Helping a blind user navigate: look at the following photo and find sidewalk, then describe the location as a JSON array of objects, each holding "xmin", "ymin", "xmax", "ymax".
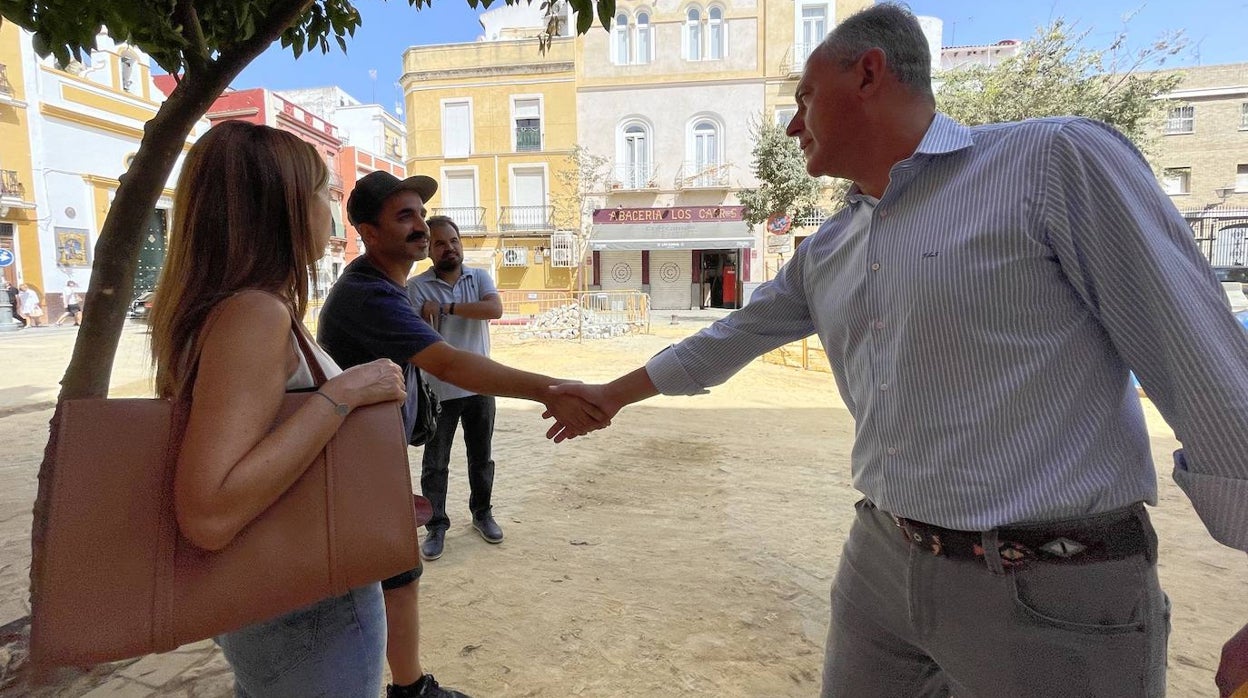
[{"xmin": 0, "ymin": 322, "xmax": 235, "ymax": 697}]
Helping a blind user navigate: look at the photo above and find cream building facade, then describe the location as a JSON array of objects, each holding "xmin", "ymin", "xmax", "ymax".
[{"xmin": 1, "ymin": 26, "xmax": 207, "ymax": 315}]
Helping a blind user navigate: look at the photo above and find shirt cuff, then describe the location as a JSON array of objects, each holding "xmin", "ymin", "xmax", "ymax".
[
  {"xmin": 645, "ymin": 347, "xmax": 710, "ymax": 396},
  {"xmin": 1172, "ymin": 450, "xmax": 1248, "ymax": 552}
]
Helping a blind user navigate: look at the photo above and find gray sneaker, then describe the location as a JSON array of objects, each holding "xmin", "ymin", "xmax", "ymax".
[{"xmin": 420, "ymin": 528, "xmax": 445, "ymax": 561}]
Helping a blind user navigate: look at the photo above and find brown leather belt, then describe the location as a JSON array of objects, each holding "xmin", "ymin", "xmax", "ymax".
[{"xmin": 890, "ymin": 505, "xmax": 1152, "ymax": 568}]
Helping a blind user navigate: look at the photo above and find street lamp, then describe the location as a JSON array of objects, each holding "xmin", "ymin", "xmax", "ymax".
[{"xmin": 1215, "ymin": 186, "xmax": 1236, "ymax": 203}]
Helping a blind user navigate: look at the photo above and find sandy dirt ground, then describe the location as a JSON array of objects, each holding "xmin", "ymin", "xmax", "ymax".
[{"xmin": 4, "ymin": 320, "xmax": 1247, "ymax": 696}]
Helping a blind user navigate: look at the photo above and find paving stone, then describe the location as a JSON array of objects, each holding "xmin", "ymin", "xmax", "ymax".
[
  {"xmin": 118, "ymin": 648, "xmax": 211, "ymax": 689},
  {"xmin": 79, "ymin": 677, "xmax": 155, "ymax": 698}
]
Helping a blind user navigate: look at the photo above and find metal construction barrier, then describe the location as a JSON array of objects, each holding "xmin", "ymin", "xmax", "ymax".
[
  {"xmin": 762, "ymin": 336, "xmax": 832, "ymax": 374},
  {"xmin": 492, "ymin": 289, "xmax": 651, "ymax": 339}
]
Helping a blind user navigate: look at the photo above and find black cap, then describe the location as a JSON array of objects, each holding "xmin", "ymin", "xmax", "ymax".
[{"xmin": 346, "ymin": 171, "xmax": 438, "ymax": 226}]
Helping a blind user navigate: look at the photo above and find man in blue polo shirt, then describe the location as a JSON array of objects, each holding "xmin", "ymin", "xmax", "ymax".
[
  {"xmin": 408, "ymin": 216, "xmax": 505, "ymax": 561},
  {"xmin": 319, "ymin": 171, "xmax": 604, "ymax": 698}
]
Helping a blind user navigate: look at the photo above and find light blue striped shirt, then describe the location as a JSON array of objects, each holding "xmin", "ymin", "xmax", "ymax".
[{"xmin": 647, "ymin": 113, "xmax": 1248, "ymax": 549}]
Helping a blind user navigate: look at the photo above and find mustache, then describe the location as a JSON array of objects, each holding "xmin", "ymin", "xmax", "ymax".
[{"xmin": 406, "ymin": 231, "xmax": 428, "ymax": 243}]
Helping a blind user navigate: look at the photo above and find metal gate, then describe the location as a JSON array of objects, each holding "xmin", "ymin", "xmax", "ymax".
[
  {"xmin": 599, "ymin": 250, "xmax": 642, "ymax": 292},
  {"xmin": 648, "ymin": 249, "xmax": 691, "ymax": 310}
]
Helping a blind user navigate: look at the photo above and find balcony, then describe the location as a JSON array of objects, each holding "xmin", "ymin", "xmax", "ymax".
[
  {"xmin": 609, "ymin": 163, "xmax": 659, "ymax": 191},
  {"xmin": 675, "ymin": 161, "xmax": 732, "ymax": 190},
  {"xmin": 515, "ymin": 126, "xmax": 542, "ymax": 152},
  {"xmin": 781, "ymin": 43, "xmax": 818, "ymax": 76},
  {"xmin": 1, "ymin": 170, "xmax": 25, "ymax": 200},
  {"xmin": 432, "ymin": 206, "xmax": 487, "ymax": 235},
  {"xmin": 795, "ymin": 208, "xmax": 828, "ymax": 228},
  {"xmin": 498, "ymin": 205, "xmax": 555, "ymax": 233}
]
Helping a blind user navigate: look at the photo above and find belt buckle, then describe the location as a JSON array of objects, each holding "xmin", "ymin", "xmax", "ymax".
[{"xmin": 892, "ymin": 516, "xmax": 944, "ymax": 556}]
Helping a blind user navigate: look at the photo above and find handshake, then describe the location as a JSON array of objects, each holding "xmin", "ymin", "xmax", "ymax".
[{"xmin": 538, "ymin": 367, "xmax": 657, "ymax": 443}]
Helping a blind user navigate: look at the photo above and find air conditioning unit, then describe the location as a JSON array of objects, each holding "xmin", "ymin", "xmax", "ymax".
[{"xmin": 502, "ymin": 247, "xmax": 528, "ymax": 267}]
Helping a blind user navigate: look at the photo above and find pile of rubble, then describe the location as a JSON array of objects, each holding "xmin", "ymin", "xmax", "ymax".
[{"xmin": 516, "ymin": 302, "xmax": 645, "ymax": 340}]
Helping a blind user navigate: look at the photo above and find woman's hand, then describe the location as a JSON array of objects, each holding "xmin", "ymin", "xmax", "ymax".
[{"xmin": 320, "ymin": 359, "xmax": 405, "ymax": 411}]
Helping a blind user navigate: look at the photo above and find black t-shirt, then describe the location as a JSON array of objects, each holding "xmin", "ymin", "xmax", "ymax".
[{"xmin": 317, "ymin": 256, "xmax": 442, "ymax": 437}]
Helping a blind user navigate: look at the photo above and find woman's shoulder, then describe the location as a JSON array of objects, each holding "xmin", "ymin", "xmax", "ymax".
[{"xmin": 203, "ymin": 290, "xmax": 292, "ymax": 343}]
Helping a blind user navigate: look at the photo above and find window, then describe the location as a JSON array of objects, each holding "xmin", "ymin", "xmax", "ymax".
[
  {"xmin": 442, "ymin": 100, "xmax": 472, "ymax": 158},
  {"xmin": 611, "ymin": 12, "xmax": 652, "ymax": 65},
  {"xmin": 692, "ymin": 120, "xmax": 719, "ymax": 172},
  {"xmin": 636, "ymin": 13, "xmax": 652, "ymax": 64},
  {"xmin": 1241, "ymin": 103, "xmax": 1248, "ymax": 130},
  {"xmin": 1237, "ymin": 165, "xmax": 1248, "ymax": 193},
  {"xmin": 1164, "ymin": 105, "xmax": 1194, "ymax": 135},
  {"xmin": 683, "ymin": 5, "xmax": 727, "ymax": 61},
  {"xmin": 708, "ymin": 7, "xmax": 724, "ymax": 60},
  {"xmin": 613, "ymin": 13, "xmax": 631, "ymax": 64},
  {"xmin": 513, "ymin": 97, "xmax": 542, "ymax": 152},
  {"xmin": 685, "ymin": 8, "xmax": 702, "ymax": 61},
  {"xmin": 1162, "ymin": 167, "xmax": 1191, "ymax": 195},
  {"xmin": 775, "ymin": 106, "xmax": 797, "ymax": 129},
  {"xmin": 618, "ymin": 121, "xmax": 653, "ymax": 188},
  {"xmin": 799, "ymin": 4, "xmax": 828, "ymax": 65}
]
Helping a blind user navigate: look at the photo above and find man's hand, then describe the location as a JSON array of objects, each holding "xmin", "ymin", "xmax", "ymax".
[
  {"xmin": 1217, "ymin": 622, "xmax": 1248, "ymax": 696},
  {"xmin": 542, "ymin": 383, "xmax": 622, "ymax": 443},
  {"xmin": 419, "ymin": 300, "xmax": 441, "ymax": 328}
]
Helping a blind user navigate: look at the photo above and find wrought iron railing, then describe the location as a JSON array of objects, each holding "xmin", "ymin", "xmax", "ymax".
[
  {"xmin": 675, "ymin": 161, "xmax": 731, "ymax": 189},
  {"xmin": 498, "ymin": 205, "xmax": 555, "ymax": 233},
  {"xmin": 780, "ymin": 43, "xmax": 818, "ymax": 75},
  {"xmin": 795, "ymin": 209, "xmax": 828, "ymax": 228},
  {"xmin": 432, "ymin": 206, "xmax": 487, "ymax": 234},
  {"xmin": 515, "ymin": 126, "xmax": 542, "ymax": 152},
  {"xmin": 610, "ymin": 163, "xmax": 659, "ymax": 190},
  {"xmin": 0, "ymin": 170, "xmax": 24, "ymax": 199}
]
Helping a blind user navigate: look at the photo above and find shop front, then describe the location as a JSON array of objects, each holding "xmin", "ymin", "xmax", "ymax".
[{"xmin": 589, "ymin": 205, "xmax": 754, "ymax": 310}]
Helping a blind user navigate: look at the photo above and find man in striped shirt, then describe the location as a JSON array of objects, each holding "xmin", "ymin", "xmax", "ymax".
[{"xmin": 547, "ymin": 3, "xmax": 1248, "ymax": 696}]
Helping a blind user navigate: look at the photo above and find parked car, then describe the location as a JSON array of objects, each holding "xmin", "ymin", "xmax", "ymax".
[{"xmin": 128, "ymin": 290, "xmax": 155, "ymax": 321}]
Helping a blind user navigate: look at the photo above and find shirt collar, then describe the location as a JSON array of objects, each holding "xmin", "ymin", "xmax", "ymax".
[{"xmin": 842, "ymin": 113, "xmax": 973, "ymax": 205}]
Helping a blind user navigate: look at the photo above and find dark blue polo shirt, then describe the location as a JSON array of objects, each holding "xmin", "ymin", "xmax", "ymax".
[{"xmin": 317, "ymin": 256, "xmax": 443, "ymax": 437}]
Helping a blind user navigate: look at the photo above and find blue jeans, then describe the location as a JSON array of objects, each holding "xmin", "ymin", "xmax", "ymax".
[
  {"xmin": 216, "ymin": 583, "xmax": 385, "ymax": 697},
  {"xmin": 421, "ymin": 394, "xmax": 496, "ymax": 531}
]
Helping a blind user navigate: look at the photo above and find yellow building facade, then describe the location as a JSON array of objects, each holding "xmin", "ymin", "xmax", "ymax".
[
  {"xmin": 402, "ymin": 17, "xmax": 580, "ymax": 292},
  {"xmin": 0, "ymin": 21, "xmax": 38, "ymax": 292}
]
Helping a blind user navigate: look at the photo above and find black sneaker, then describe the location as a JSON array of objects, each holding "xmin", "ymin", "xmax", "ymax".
[
  {"xmin": 421, "ymin": 528, "xmax": 445, "ymax": 561},
  {"xmin": 387, "ymin": 673, "xmax": 472, "ymax": 698},
  {"xmin": 472, "ymin": 515, "xmax": 504, "ymax": 543}
]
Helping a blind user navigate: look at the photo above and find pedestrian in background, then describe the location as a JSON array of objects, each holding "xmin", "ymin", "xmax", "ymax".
[
  {"xmin": 55, "ymin": 279, "xmax": 82, "ymax": 326},
  {"xmin": 18, "ymin": 283, "xmax": 43, "ymax": 327},
  {"xmin": 408, "ymin": 215, "xmax": 506, "ymax": 560}
]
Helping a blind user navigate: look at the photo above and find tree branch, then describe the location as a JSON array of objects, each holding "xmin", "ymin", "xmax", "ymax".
[{"xmin": 175, "ymin": 0, "xmax": 210, "ymax": 76}]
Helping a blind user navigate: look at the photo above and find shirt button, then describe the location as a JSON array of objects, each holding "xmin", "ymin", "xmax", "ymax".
[
  {"xmin": 873, "ymin": 320, "xmax": 885, "ymax": 330},
  {"xmin": 870, "ymin": 262, "xmax": 881, "ymax": 271},
  {"xmin": 886, "ymin": 447, "xmax": 898, "ymax": 456},
  {"xmin": 879, "ymin": 383, "xmax": 889, "ymax": 391},
  {"xmin": 879, "ymin": 210, "xmax": 888, "ymax": 219}
]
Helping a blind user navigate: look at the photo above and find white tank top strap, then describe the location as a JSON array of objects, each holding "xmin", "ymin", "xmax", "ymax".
[{"xmin": 286, "ymin": 329, "xmax": 343, "ymax": 391}]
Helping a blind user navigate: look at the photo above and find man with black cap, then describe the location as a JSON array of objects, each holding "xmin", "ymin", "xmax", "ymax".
[{"xmin": 318, "ymin": 170, "xmax": 606, "ymax": 698}]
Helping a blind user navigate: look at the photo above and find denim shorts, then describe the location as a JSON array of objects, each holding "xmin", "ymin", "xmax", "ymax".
[{"xmin": 216, "ymin": 583, "xmax": 385, "ymax": 697}]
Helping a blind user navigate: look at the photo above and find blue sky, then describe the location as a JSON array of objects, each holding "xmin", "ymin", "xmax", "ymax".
[{"xmin": 232, "ymin": 0, "xmax": 1248, "ymax": 110}]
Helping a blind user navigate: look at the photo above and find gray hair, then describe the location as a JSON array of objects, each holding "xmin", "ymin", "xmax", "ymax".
[{"xmin": 815, "ymin": 3, "xmax": 933, "ymax": 100}]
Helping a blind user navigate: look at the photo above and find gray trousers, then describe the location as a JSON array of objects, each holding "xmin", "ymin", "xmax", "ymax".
[{"xmin": 822, "ymin": 499, "xmax": 1170, "ymax": 697}]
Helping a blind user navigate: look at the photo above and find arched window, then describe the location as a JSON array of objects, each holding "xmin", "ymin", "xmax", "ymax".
[
  {"xmin": 692, "ymin": 120, "xmax": 719, "ymax": 172},
  {"xmin": 708, "ymin": 7, "xmax": 724, "ymax": 59},
  {"xmin": 636, "ymin": 12, "xmax": 652, "ymax": 64},
  {"xmin": 685, "ymin": 8, "xmax": 702, "ymax": 61},
  {"xmin": 619, "ymin": 122, "xmax": 652, "ymax": 188},
  {"xmin": 613, "ymin": 13, "xmax": 631, "ymax": 65}
]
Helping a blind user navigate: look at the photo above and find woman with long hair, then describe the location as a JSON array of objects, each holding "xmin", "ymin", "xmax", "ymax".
[{"xmin": 149, "ymin": 120, "xmax": 406, "ymax": 696}]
